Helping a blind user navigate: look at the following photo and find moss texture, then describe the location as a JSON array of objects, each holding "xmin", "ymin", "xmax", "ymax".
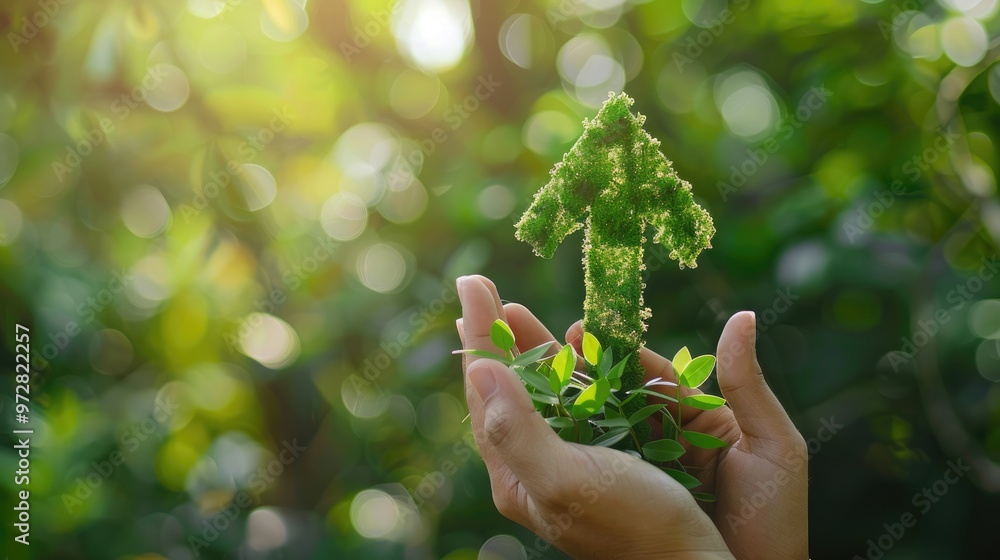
[{"xmin": 515, "ymin": 92, "xmax": 715, "ymax": 443}]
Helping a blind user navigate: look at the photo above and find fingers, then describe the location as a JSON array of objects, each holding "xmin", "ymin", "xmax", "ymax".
[
  {"xmin": 504, "ymin": 303, "xmax": 559, "ymax": 354},
  {"xmin": 466, "ymin": 358, "xmax": 565, "ymax": 491},
  {"xmin": 458, "ymin": 275, "xmax": 507, "ymax": 370},
  {"xmin": 716, "ymin": 311, "xmax": 800, "ymax": 445},
  {"xmin": 457, "ymin": 276, "xmax": 565, "ymax": 497}
]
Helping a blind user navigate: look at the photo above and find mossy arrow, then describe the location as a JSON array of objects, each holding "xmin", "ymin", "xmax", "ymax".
[{"xmin": 515, "ymin": 92, "xmax": 714, "ymax": 443}]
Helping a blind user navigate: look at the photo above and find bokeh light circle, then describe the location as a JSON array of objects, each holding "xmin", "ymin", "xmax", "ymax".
[
  {"xmin": 321, "ymin": 192, "xmax": 368, "ymax": 240},
  {"xmin": 969, "ymin": 300, "xmax": 1000, "ymax": 339},
  {"xmin": 144, "ymin": 64, "xmax": 191, "ymax": 112},
  {"xmin": 0, "ymin": 132, "xmax": 19, "ymax": 187},
  {"xmin": 357, "ymin": 243, "xmax": 409, "ymax": 293},
  {"xmin": 393, "ymin": 0, "xmax": 474, "ymax": 73},
  {"xmin": 247, "ymin": 508, "xmax": 288, "ymax": 551},
  {"xmin": 187, "ymin": 0, "xmax": 226, "ymax": 18},
  {"xmin": 238, "ymin": 164, "xmax": 278, "ymax": 211},
  {"xmin": 89, "ymin": 329, "xmax": 134, "ymax": 376},
  {"xmin": 477, "ymin": 184, "xmax": 516, "ymax": 220},
  {"xmin": 121, "ymin": 185, "xmax": 172, "ymax": 238},
  {"xmin": 389, "ymin": 69, "xmax": 443, "ymax": 119},
  {"xmin": 351, "ymin": 489, "xmax": 399, "ymax": 539},
  {"xmin": 715, "ymin": 70, "xmax": 779, "ymax": 139},
  {"xmin": 0, "ymin": 199, "xmax": 23, "ymax": 245},
  {"xmin": 237, "ymin": 313, "xmax": 301, "ymax": 369},
  {"xmin": 260, "ymin": 0, "xmax": 310, "ymax": 42},
  {"xmin": 378, "ymin": 177, "xmax": 428, "ymax": 224},
  {"xmin": 940, "ymin": 16, "xmax": 988, "ymax": 67},
  {"xmin": 479, "ymin": 535, "xmax": 527, "ymax": 560},
  {"xmin": 498, "ymin": 13, "xmax": 553, "ymax": 69}
]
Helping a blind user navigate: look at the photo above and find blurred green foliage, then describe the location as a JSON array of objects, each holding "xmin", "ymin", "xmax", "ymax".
[{"xmin": 1, "ymin": 0, "xmax": 999, "ymax": 558}]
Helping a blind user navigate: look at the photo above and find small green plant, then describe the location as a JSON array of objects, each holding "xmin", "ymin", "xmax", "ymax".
[{"xmin": 457, "ymin": 318, "xmax": 728, "ymax": 501}]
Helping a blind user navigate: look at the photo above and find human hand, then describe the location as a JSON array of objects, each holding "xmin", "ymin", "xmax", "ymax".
[
  {"xmin": 563, "ymin": 309, "xmax": 809, "ymax": 559},
  {"xmin": 457, "ymin": 275, "xmax": 735, "ymax": 560}
]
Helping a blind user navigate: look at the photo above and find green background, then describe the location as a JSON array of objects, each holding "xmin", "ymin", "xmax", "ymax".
[{"xmin": 1, "ymin": 0, "xmax": 999, "ymax": 558}]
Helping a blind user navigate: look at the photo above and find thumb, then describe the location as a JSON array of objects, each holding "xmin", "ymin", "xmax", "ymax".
[
  {"xmin": 467, "ymin": 359, "xmax": 565, "ymax": 487},
  {"xmin": 716, "ymin": 311, "xmax": 799, "ymax": 444}
]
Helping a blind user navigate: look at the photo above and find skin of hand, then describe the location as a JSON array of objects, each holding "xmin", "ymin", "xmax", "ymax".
[
  {"xmin": 457, "ymin": 275, "xmax": 733, "ymax": 560},
  {"xmin": 456, "ymin": 275, "xmax": 808, "ymax": 560}
]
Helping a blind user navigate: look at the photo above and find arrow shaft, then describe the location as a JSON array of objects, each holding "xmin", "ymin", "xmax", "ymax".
[{"xmin": 582, "ymin": 214, "xmax": 650, "ymax": 443}]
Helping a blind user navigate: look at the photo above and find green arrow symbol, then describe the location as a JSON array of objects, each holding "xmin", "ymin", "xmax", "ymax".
[{"xmin": 515, "ymin": 92, "xmax": 714, "ymax": 443}]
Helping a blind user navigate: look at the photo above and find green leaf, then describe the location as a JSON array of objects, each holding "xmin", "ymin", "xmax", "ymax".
[
  {"xmin": 545, "ymin": 417, "xmax": 575, "ymax": 429},
  {"xmin": 672, "ymin": 346, "xmax": 692, "ymax": 376},
  {"xmin": 583, "ymin": 332, "xmax": 601, "ymax": 366},
  {"xmin": 572, "ymin": 377, "xmax": 610, "ymax": 419},
  {"xmin": 529, "ymin": 392, "xmax": 559, "ymax": 405},
  {"xmin": 576, "ymin": 420, "xmax": 593, "ymax": 444},
  {"xmin": 641, "ymin": 438, "xmax": 685, "ymax": 462},
  {"xmin": 511, "ymin": 342, "xmax": 555, "ymax": 367},
  {"xmin": 679, "ymin": 355, "xmax": 716, "ymax": 389},
  {"xmin": 628, "ymin": 404, "xmax": 667, "ymax": 426},
  {"xmin": 606, "ymin": 354, "xmax": 630, "ymax": 380},
  {"xmin": 620, "ymin": 388, "xmax": 678, "ymax": 409},
  {"xmin": 452, "ymin": 349, "xmax": 511, "ymax": 364},
  {"xmin": 551, "ymin": 344, "xmax": 575, "ymax": 387},
  {"xmin": 682, "ymin": 430, "xmax": 728, "ymax": 449},
  {"xmin": 592, "ymin": 427, "xmax": 630, "ymax": 447},
  {"xmin": 593, "ymin": 417, "xmax": 631, "ymax": 429},
  {"xmin": 490, "ymin": 319, "xmax": 516, "ymax": 352},
  {"xmin": 514, "ymin": 365, "xmax": 555, "ymax": 396},
  {"xmin": 598, "ymin": 347, "xmax": 613, "ymax": 376},
  {"xmin": 663, "ymin": 468, "xmax": 702, "ymax": 489},
  {"xmin": 679, "ymin": 394, "xmax": 726, "ymax": 410},
  {"xmin": 548, "ymin": 370, "xmax": 562, "ymax": 394},
  {"xmin": 557, "ymin": 426, "xmax": 575, "ymax": 442},
  {"xmin": 691, "ymin": 492, "xmax": 717, "ymax": 503}
]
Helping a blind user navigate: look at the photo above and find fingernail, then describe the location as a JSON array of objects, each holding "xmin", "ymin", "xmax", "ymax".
[{"xmin": 468, "ymin": 362, "xmax": 499, "ymax": 401}]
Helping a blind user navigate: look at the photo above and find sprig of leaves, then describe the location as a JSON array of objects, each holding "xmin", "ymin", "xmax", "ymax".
[{"xmin": 455, "ymin": 319, "xmax": 729, "ymax": 501}]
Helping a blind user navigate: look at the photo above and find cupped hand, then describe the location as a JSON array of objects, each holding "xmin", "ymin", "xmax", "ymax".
[
  {"xmin": 564, "ymin": 309, "xmax": 809, "ymax": 560},
  {"xmin": 457, "ymin": 275, "xmax": 734, "ymax": 560}
]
